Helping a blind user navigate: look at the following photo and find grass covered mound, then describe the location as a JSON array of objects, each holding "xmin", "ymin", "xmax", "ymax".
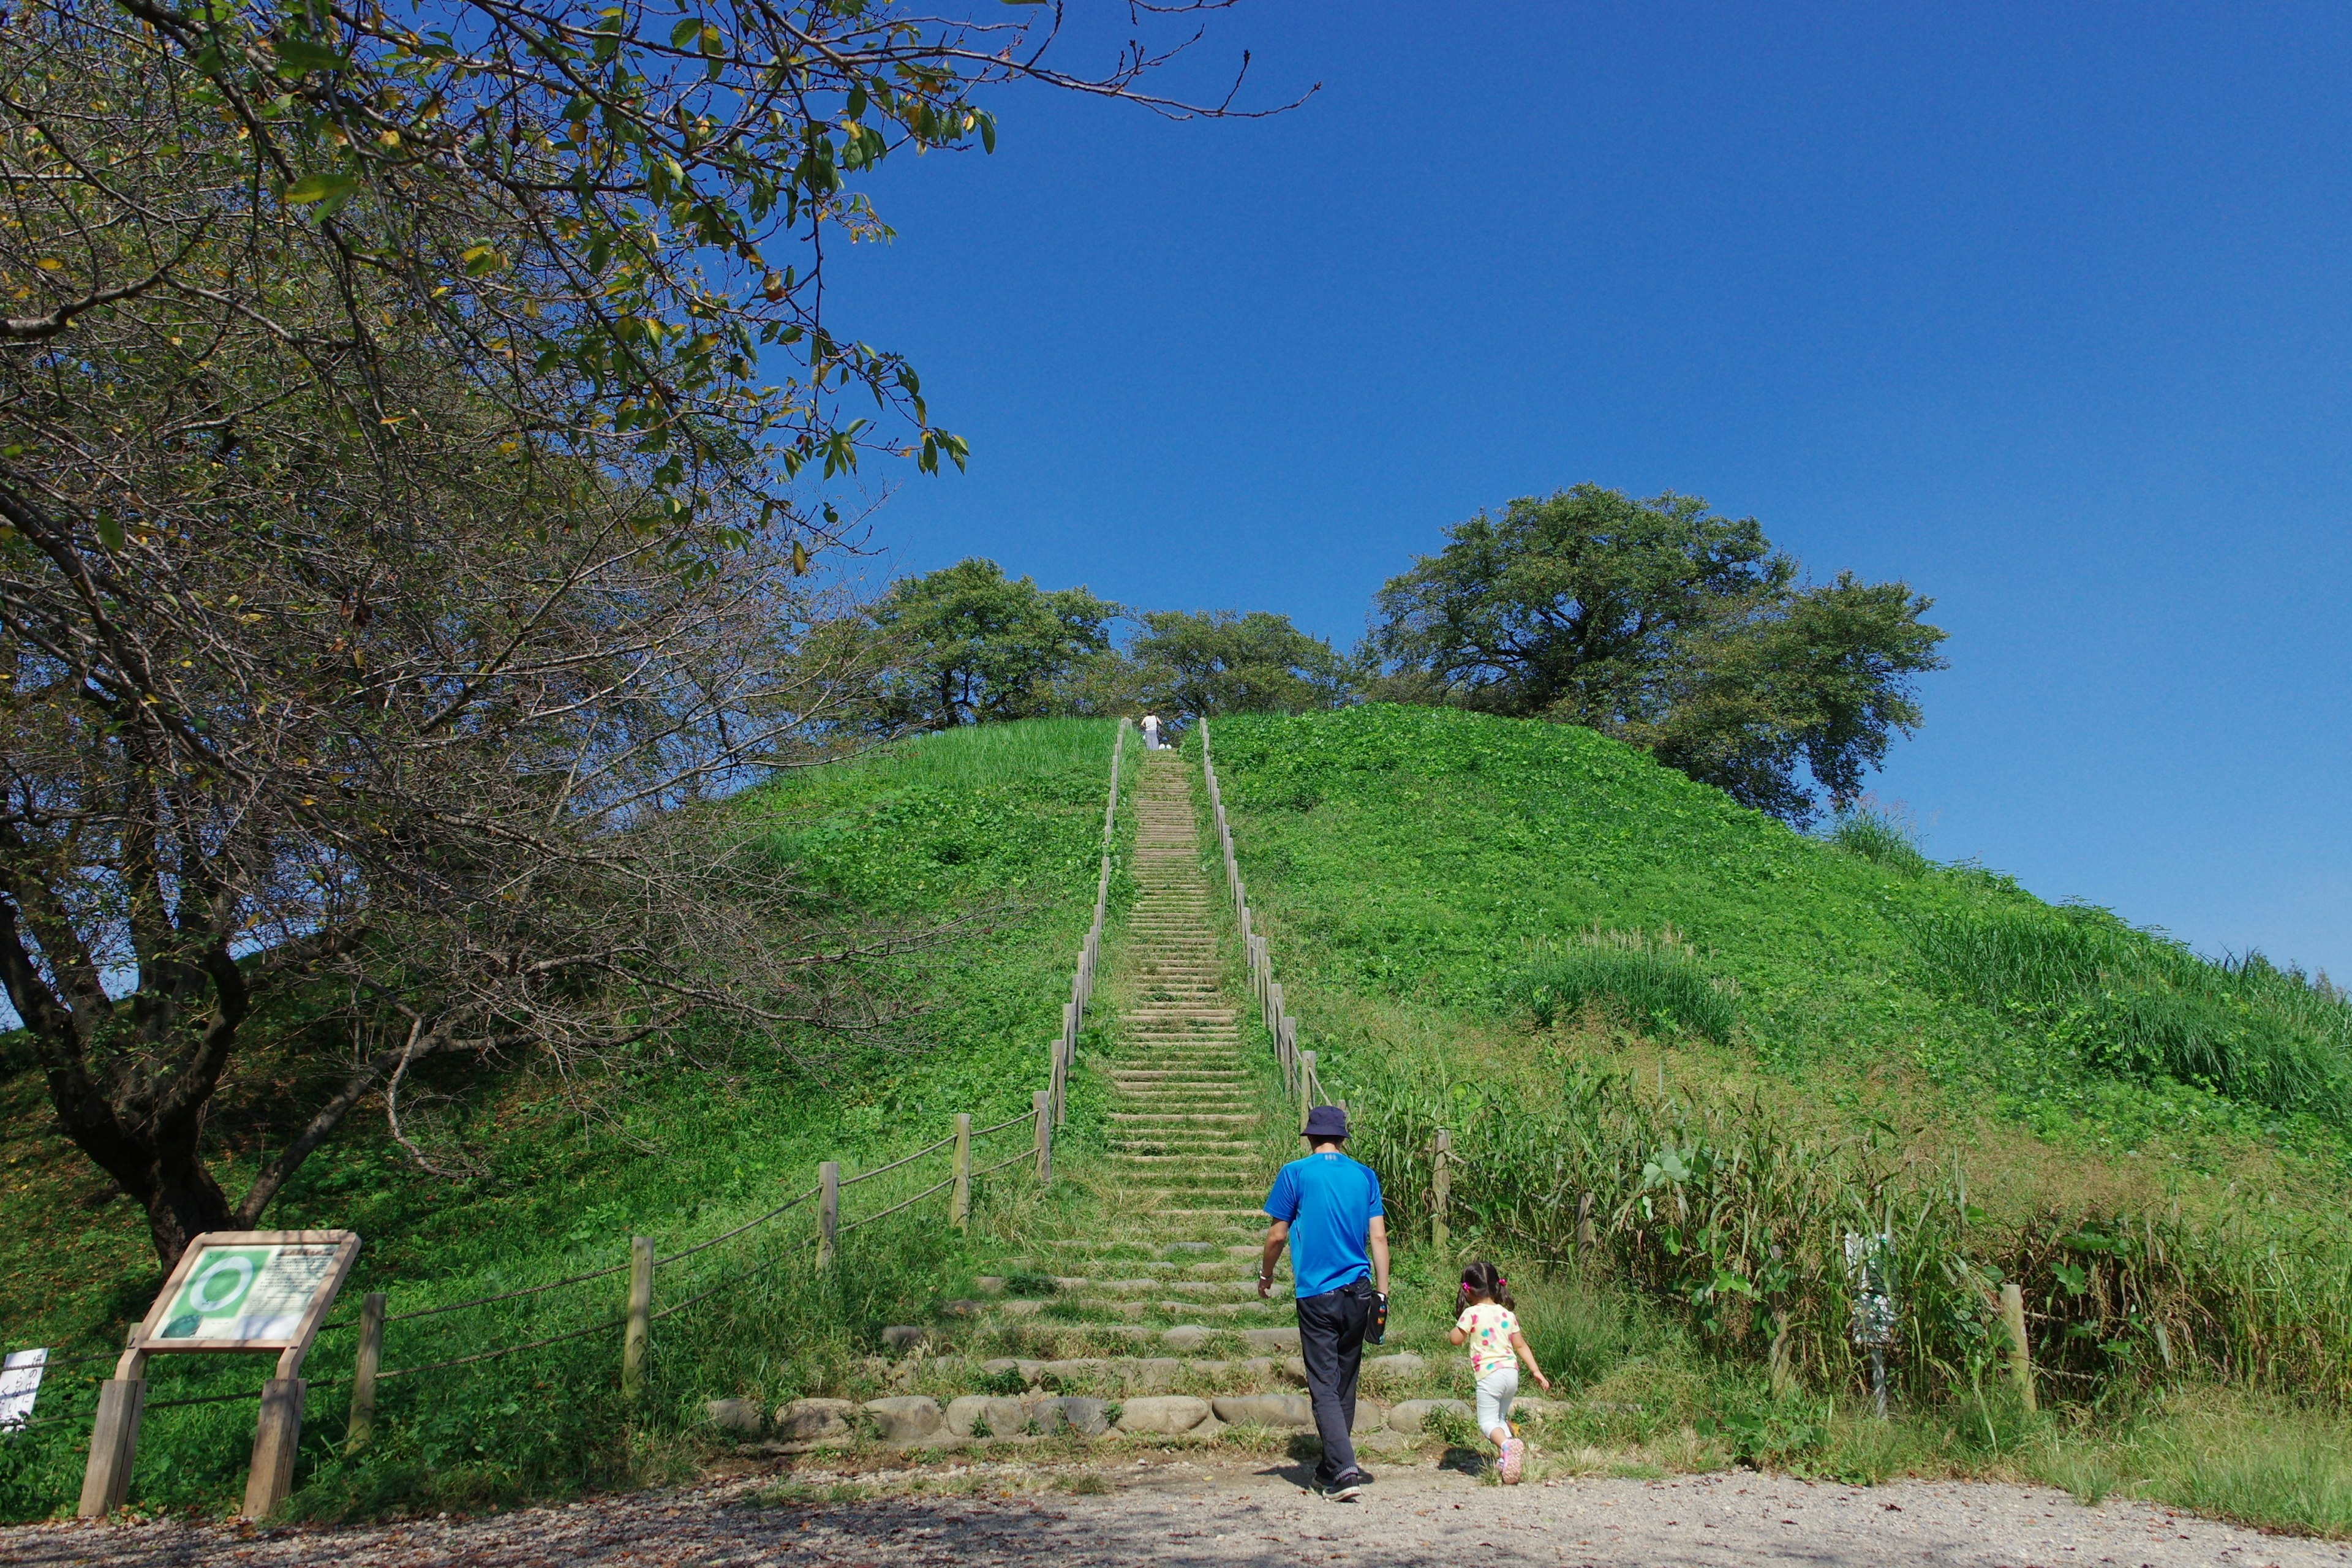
[
  {"xmin": 0, "ymin": 718, "xmax": 1128, "ymax": 1521},
  {"xmin": 1202, "ymin": 705, "xmax": 2352, "ymax": 1407},
  {"xmin": 1205, "ymin": 703, "xmax": 2352, "ymax": 1161}
]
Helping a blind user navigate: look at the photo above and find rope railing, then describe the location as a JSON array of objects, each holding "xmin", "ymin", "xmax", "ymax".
[
  {"xmin": 972, "ymin": 1146, "xmax": 1034, "ymax": 1179},
  {"xmin": 9, "ymin": 720, "xmax": 1136, "ymax": 1474},
  {"xmin": 1199, "ymin": 718, "xmax": 1330, "ymax": 1130},
  {"xmin": 835, "ymin": 1134, "xmax": 957, "ymax": 1189}
]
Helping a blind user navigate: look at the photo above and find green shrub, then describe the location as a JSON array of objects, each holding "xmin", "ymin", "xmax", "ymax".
[
  {"xmin": 1514, "ymin": 929, "xmax": 1739, "ymax": 1046},
  {"xmin": 1825, "ymin": 804, "xmax": 1933, "ymax": 877}
]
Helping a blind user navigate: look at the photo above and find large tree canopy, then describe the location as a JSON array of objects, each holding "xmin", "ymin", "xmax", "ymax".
[
  {"xmin": 1125, "ymin": 609, "xmax": 1352, "ymax": 720},
  {"xmin": 0, "ymin": 0, "xmax": 1280, "ymax": 1263},
  {"xmin": 1370, "ymin": 484, "xmax": 1947, "ymax": 823},
  {"xmin": 873, "ymin": 558, "xmax": 1118, "ymax": 728}
]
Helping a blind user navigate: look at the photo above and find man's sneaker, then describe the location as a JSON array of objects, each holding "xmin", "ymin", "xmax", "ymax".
[
  {"xmin": 1321, "ymin": 1470, "xmax": 1370, "ymax": 1501},
  {"xmin": 1498, "ymin": 1438, "xmax": 1525, "ymax": 1485}
]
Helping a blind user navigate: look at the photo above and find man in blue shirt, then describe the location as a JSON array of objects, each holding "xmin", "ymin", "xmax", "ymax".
[{"xmin": 1258, "ymin": 1104, "xmax": 1389, "ymax": 1500}]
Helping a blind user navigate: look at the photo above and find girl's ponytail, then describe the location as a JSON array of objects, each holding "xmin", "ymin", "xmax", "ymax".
[{"xmin": 1459, "ymin": 1259, "xmax": 1514, "ymax": 1311}]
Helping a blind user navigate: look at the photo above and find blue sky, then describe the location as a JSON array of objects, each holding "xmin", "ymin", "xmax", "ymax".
[{"xmin": 818, "ymin": 1, "xmax": 2352, "ymax": 981}]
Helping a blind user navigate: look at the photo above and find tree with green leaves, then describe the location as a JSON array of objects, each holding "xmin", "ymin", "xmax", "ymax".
[
  {"xmin": 1126, "ymin": 609, "xmax": 1352, "ymax": 720},
  {"xmin": 0, "ymin": 0, "xmax": 1286, "ymax": 1263},
  {"xmin": 1370, "ymin": 485, "xmax": 1946, "ymax": 823},
  {"xmin": 873, "ymin": 559, "xmax": 1118, "ymax": 728}
]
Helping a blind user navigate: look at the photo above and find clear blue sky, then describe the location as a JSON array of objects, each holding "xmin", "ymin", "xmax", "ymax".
[{"xmin": 821, "ymin": 1, "xmax": 2352, "ymax": 982}]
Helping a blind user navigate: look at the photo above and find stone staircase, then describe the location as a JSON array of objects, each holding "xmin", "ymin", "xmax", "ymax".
[
  {"xmin": 954, "ymin": 750, "xmax": 1306, "ymax": 1412},
  {"xmin": 770, "ymin": 745, "xmax": 1461, "ymax": 1452}
]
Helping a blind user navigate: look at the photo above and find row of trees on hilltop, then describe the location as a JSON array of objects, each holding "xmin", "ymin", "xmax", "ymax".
[
  {"xmin": 873, "ymin": 486, "xmax": 1945, "ymax": 828},
  {"xmin": 859, "ymin": 559, "xmax": 1349, "ymax": 729}
]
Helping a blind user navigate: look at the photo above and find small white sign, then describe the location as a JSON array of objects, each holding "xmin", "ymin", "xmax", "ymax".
[{"xmin": 0, "ymin": 1348, "xmax": 47, "ymax": 1431}]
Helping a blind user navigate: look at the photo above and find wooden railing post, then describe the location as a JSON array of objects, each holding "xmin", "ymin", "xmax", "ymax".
[
  {"xmin": 951, "ymin": 1114, "xmax": 973, "ymax": 1231},
  {"xmin": 1033, "ymin": 1090, "xmax": 1053, "ymax": 1185},
  {"xmin": 243, "ymin": 1365, "xmax": 306, "ymax": 1518},
  {"xmin": 345, "ymin": 1291, "xmax": 386, "ymax": 1450},
  {"xmin": 1432, "ymin": 1128, "xmax": 1452, "ymax": 1255},
  {"xmin": 1298, "ymin": 1050, "xmax": 1316, "ymax": 1130},
  {"xmin": 77, "ymin": 1337, "xmax": 148, "ymax": 1519},
  {"xmin": 2001, "ymin": 1281, "xmax": 2036, "ymax": 1412},
  {"xmin": 1056, "ymin": 1003, "xmax": 1077, "ymax": 1126},
  {"xmin": 622, "ymin": 1235, "xmax": 654, "ymax": 1401},
  {"xmin": 817, "ymin": 1163, "xmax": 840, "ymax": 1272},
  {"xmin": 1576, "ymin": 1190, "xmax": 1596, "ymax": 1254}
]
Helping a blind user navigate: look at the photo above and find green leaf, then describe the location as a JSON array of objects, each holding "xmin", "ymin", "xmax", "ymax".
[
  {"xmin": 668, "ymin": 15, "xmax": 702, "ymax": 47},
  {"xmin": 94, "ymin": 513, "xmax": 124, "ymax": 551},
  {"xmin": 272, "ymin": 37, "xmax": 350, "ymax": 74},
  {"xmin": 284, "ymin": 171, "xmax": 360, "ymax": 205}
]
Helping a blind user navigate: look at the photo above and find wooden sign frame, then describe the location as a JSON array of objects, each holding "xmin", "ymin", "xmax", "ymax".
[
  {"xmin": 81, "ymin": 1229, "xmax": 360, "ymax": 1523},
  {"xmin": 130, "ymin": 1229, "xmax": 360, "ymax": 1363}
]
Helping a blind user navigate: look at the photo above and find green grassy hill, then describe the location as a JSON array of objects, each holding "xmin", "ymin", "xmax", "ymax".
[
  {"xmin": 1201, "ymin": 704, "xmax": 2352, "ymax": 1526},
  {"xmin": 7, "ymin": 706, "xmax": 2350, "ymax": 1532},
  {"xmin": 0, "ymin": 718, "xmax": 1132, "ymax": 1521}
]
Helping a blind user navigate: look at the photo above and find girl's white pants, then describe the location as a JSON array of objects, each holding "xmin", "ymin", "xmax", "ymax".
[{"xmin": 1474, "ymin": 1366, "xmax": 1519, "ymax": 1436}]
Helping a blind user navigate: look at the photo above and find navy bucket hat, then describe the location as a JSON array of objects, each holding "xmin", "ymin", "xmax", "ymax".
[{"xmin": 1302, "ymin": 1104, "xmax": 1349, "ymax": 1141}]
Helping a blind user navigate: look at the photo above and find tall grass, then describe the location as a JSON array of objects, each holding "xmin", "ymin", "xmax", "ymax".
[
  {"xmin": 1512, "ymin": 929, "xmax": 1740, "ymax": 1046},
  {"xmin": 1344, "ymin": 1060, "xmax": 2352, "ymax": 1410},
  {"xmin": 1826, "ymin": 803, "xmax": 1934, "ymax": 877},
  {"xmin": 1913, "ymin": 905, "xmax": 2352, "ymax": 1123}
]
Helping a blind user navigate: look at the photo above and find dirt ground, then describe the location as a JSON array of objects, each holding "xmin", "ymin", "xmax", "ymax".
[{"xmin": 9, "ymin": 1456, "xmax": 2348, "ymax": 1568}]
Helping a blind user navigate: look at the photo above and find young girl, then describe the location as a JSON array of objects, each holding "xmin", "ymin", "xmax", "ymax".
[{"xmin": 1449, "ymin": 1261, "xmax": 1551, "ymax": 1483}]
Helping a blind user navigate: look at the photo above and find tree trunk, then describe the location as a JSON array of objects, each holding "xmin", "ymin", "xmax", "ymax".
[{"xmin": 136, "ymin": 1153, "xmax": 238, "ymax": 1267}]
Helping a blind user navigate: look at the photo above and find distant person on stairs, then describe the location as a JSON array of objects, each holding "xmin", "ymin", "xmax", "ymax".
[
  {"xmin": 1141, "ymin": 712, "xmax": 1163, "ymax": 750},
  {"xmin": 1258, "ymin": 1104, "xmax": 1389, "ymax": 1501}
]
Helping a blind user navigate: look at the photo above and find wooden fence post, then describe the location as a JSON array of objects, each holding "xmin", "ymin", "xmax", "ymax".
[
  {"xmin": 243, "ymin": 1370, "xmax": 306, "ymax": 1518},
  {"xmin": 622, "ymin": 1235, "xmax": 654, "ymax": 1401},
  {"xmin": 2000, "ymin": 1281, "xmax": 2036, "ymax": 1412},
  {"xmin": 817, "ymin": 1163, "xmax": 840, "ymax": 1272},
  {"xmin": 951, "ymin": 1114, "xmax": 972, "ymax": 1231},
  {"xmin": 1576, "ymin": 1191, "xmax": 1596, "ymax": 1255},
  {"xmin": 1432, "ymin": 1128, "xmax": 1452, "ymax": 1255},
  {"xmin": 1298, "ymin": 1050, "xmax": 1316, "ymax": 1129},
  {"xmin": 1033, "ymin": 1090, "xmax": 1053, "ymax": 1185},
  {"xmin": 1057, "ymin": 1003, "xmax": 1077, "ymax": 1126},
  {"xmin": 345, "ymin": 1291, "xmax": 386, "ymax": 1450},
  {"xmin": 76, "ymin": 1338, "xmax": 148, "ymax": 1519}
]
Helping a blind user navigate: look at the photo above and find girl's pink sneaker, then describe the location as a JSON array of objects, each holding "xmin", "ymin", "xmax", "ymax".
[{"xmin": 1499, "ymin": 1436, "xmax": 1525, "ymax": 1484}]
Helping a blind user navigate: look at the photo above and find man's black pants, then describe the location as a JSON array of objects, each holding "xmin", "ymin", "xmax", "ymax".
[{"xmin": 1295, "ymin": 1278, "xmax": 1373, "ymax": 1485}]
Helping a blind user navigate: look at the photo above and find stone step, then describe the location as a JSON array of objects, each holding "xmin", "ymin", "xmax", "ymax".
[{"xmin": 1108, "ymin": 1115, "xmax": 1263, "ymax": 1126}]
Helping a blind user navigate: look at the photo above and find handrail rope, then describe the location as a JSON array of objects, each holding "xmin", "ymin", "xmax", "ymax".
[
  {"xmin": 839, "ymin": 1175, "xmax": 954, "ymax": 1232},
  {"xmin": 377, "ymin": 1315, "xmax": 623, "ymax": 1381},
  {"xmin": 655, "ymin": 1184, "xmax": 822, "ymax": 1267},
  {"xmin": 972, "ymin": 1147, "xmax": 1034, "ymax": 1178},
  {"xmin": 970, "ymin": 1109, "xmax": 1035, "ymax": 1139},
  {"xmin": 649, "ymin": 1233, "xmax": 820, "ymax": 1323},
  {"xmin": 835, "ymin": 1132, "xmax": 956, "ymax": 1189},
  {"xmin": 387, "ymin": 1261, "xmax": 630, "ymax": 1322}
]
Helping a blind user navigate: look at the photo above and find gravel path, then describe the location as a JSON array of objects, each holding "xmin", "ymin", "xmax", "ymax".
[{"xmin": 9, "ymin": 1457, "xmax": 2347, "ymax": 1568}]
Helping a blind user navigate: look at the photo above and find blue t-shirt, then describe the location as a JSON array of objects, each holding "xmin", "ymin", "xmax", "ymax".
[{"xmin": 1264, "ymin": 1150, "xmax": 1384, "ymax": 1299}]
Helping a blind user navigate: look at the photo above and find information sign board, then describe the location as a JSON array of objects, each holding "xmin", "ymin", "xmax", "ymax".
[{"xmin": 134, "ymin": 1231, "xmax": 359, "ymax": 1354}]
